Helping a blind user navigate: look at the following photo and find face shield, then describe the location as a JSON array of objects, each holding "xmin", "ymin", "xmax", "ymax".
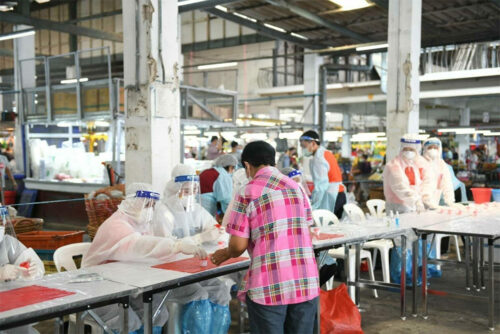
[
  {"xmin": 423, "ymin": 138, "xmax": 442, "ymax": 161},
  {"xmin": 175, "ymin": 175, "xmax": 200, "ymax": 212},
  {"xmin": 288, "ymin": 169, "xmax": 311, "ymax": 196},
  {"xmin": 400, "ymin": 136, "xmax": 422, "ymax": 161},
  {"xmin": 299, "ymin": 136, "xmax": 315, "ymax": 157},
  {"xmin": 0, "ymin": 206, "xmax": 23, "ymax": 260},
  {"xmin": 119, "ymin": 190, "xmax": 160, "ymax": 225}
]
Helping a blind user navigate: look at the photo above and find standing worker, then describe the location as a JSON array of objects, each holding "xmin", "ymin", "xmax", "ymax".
[
  {"xmin": 300, "ymin": 130, "xmax": 346, "ymax": 218},
  {"xmin": 206, "ymin": 136, "xmax": 222, "ymax": 160},
  {"xmin": 200, "ymin": 155, "xmax": 238, "ymax": 217},
  {"xmin": 211, "ymin": 141, "xmax": 319, "ymax": 334},
  {"xmin": 0, "ymin": 154, "xmax": 17, "ymax": 204},
  {"xmin": 383, "ymin": 134, "xmax": 427, "ymax": 214},
  {"xmin": 421, "ymin": 137, "xmax": 456, "ymax": 209}
]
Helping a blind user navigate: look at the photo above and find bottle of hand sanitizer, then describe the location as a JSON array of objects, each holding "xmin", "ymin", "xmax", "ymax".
[{"xmin": 395, "ymin": 211, "xmax": 400, "ymax": 227}]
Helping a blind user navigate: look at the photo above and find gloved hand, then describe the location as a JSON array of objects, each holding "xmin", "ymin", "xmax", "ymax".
[
  {"xmin": 194, "ymin": 226, "xmax": 224, "ymax": 244},
  {"xmin": 416, "ymin": 200, "xmax": 425, "ymax": 213},
  {"xmin": 0, "ymin": 264, "xmax": 23, "ymax": 282},
  {"xmin": 177, "ymin": 237, "xmax": 208, "ymax": 259},
  {"xmin": 26, "ymin": 259, "xmax": 42, "ymax": 279}
]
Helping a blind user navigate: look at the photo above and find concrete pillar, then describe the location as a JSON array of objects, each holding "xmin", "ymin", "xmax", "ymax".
[
  {"xmin": 456, "ymin": 107, "xmax": 470, "ymax": 163},
  {"xmin": 303, "ymin": 53, "xmax": 323, "ymax": 127},
  {"xmin": 13, "ymin": 24, "xmax": 35, "ymax": 174},
  {"xmin": 341, "ymin": 112, "xmax": 351, "ymax": 158},
  {"xmin": 385, "ymin": 0, "xmax": 422, "ymax": 161},
  {"xmin": 123, "ymin": 0, "xmax": 181, "ymax": 192}
]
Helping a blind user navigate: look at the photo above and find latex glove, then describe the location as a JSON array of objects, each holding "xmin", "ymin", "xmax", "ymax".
[
  {"xmin": 416, "ymin": 200, "xmax": 425, "ymax": 213},
  {"xmin": 177, "ymin": 238, "xmax": 208, "ymax": 259},
  {"xmin": 194, "ymin": 226, "xmax": 224, "ymax": 244},
  {"xmin": 26, "ymin": 259, "xmax": 43, "ymax": 279},
  {"xmin": 0, "ymin": 264, "xmax": 24, "ymax": 281}
]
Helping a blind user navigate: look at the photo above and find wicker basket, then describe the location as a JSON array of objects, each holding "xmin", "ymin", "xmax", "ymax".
[
  {"xmin": 85, "ymin": 185, "xmax": 124, "ymax": 239},
  {"xmin": 12, "ymin": 218, "xmax": 44, "ymax": 235}
]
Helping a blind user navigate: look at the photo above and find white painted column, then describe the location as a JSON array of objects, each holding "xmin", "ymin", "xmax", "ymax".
[
  {"xmin": 123, "ymin": 0, "xmax": 181, "ymax": 192},
  {"xmin": 341, "ymin": 112, "xmax": 351, "ymax": 158},
  {"xmin": 303, "ymin": 53, "xmax": 323, "ymax": 127},
  {"xmin": 456, "ymin": 107, "xmax": 470, "ymax": 163},
  {"xmin": 14, "ymin": 24, "xmax": 35, "ymax": 174},
  {"xmin": 385, "ymin": 0, "xmax": 422, "ymax": 160}
]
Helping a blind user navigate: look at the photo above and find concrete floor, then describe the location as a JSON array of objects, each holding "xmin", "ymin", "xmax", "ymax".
[{"xmin": 30, "ymin": 254, "xmax": 498, "ymax": 333}]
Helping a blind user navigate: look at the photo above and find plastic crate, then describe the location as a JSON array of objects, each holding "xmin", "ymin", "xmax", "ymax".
[
  {"xmin": 17, "ymin": 231, "xmax": 85, "ymax": 250},
  {"xmin": 43, "ymin": 260, "xmax": 58, "ymax": 274}
]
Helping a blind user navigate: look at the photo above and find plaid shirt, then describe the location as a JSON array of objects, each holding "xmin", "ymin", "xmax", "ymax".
[{"xmin": 226, "ymin": 166, "xmax": 319, "ymax": 305}]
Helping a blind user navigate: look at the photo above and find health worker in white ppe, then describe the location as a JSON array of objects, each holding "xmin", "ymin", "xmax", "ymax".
[
  {"xmin": 280, "ymin": 167, "xmax": 312, "ymax": 198},
  {"xmin": 199, "ymin": 155, "xmax": 238, "ymax": 217},
  {"xmin": 421, "ymin": 137, "xmax": 456, "ymax": 209},
  {"xmin": 383, "ymin": 134, "xmax": 429, "ymax": 214},
  {"xmin": 0, "ymin": 205, "xmax": 45, "ymax": 334},
  {"xmin": 222, "ymin": 168, "xmax": 249, "ymax": 228},
  {"xmin": 82, "ymin": 183, "xmax": 207, "ymax": 333},
  {"xmin": 154, "ymin": 165, "xmax": 233, "ymax": 334}
]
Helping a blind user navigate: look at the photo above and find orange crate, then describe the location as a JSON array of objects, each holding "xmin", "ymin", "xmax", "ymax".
[{"xmin": 17, "ymin": 231, "xmax": 85, "ymax": 250}]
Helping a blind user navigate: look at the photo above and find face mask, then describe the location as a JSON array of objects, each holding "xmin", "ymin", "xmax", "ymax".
[
  {"xmin": 0, "ymin": 226, "xmax": 4, "ymax": 242},
  {"xmin": 237, "ymin": 149, "xmax": 242, "ymax": 154},
  {"xmin": 303, "ymin": 151, "xmax": 312, "ymax": 157},
  {"xmin": 403, "ymin": 151, "xmax": 416, "ymax": 160},
  {"xmin": 180, "ymin": 195, "xmax": 195, "ymax": 209},
  {"xmin": 425, "ymin": 149, "xmax": 439, "ymax": 160},
  {"xmin": 139, "ymin": 207, "xmax": 154, "ymax": 224}
]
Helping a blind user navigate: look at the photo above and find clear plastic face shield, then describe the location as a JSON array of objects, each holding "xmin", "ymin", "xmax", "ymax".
[
  {"xmin": 175, "ymin": 175, "xmax": 201, "ymax": 212},
  {"xmin": 423, "ymin": 138, "xmax": 442, "ymax": 160},
  {"xmin": 400, "ymin": 137, "xmax": 422, "ymax": 161},
  {"xmin": 133, "ymin": 190, "xmax": 160, "ymax": 224},
  {"xmin": 0, "ymin": 205, "xmax": 22, "ymax": 259},
  {"xmin": 288, "ymin": 169, "xmax": 311, "ymax": 196},
  {"xmin": 299, "ymin": 136, "xmax": 316, "ymax": 157}
]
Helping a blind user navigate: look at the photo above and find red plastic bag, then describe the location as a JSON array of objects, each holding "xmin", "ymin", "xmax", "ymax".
[{"xmin": 320, "ymin": 284, "xmax": 364, "ymax": 334}]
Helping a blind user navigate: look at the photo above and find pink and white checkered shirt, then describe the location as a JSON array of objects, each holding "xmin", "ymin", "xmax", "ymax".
[{"xmin": 226, "ymin": 166, "xmax": 319, "ymax": 306}]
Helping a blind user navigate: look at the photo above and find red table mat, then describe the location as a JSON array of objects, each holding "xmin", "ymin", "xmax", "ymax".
[
  {"xmin": 316, "ymin": 233, "xmax": 344, "ymax": 241},
  {"xmin": 0, "ymin": 285, "xmax": 75, "ymax": 312},
  {"xmin": 152, "ymin": 254, "xmax": 248, "ymax": 274}
]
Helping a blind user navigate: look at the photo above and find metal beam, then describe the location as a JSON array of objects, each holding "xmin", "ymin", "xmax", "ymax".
[
  {"xmin": 205, "ymin": 7, "xmax": 325, "ymax": 49},
  {"xmin": 265, "ymin": 0, "xmax": 372, "ymax": 43},
  {"xmin": 178, "ymin": 0, "xmax": 241, "ymax": 13},
  {"xmin": 182, "ymin": 33, "xmax": 273, "ymax": 53},
  {"xmin": 66, "ymin": 10, "xmax": 122, "ymax": 24},
  {"xmin": 0, "ymin": 12, "xmax": 122, "ymax": 42}
]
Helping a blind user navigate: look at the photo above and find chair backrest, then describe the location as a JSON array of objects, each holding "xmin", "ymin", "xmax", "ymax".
[
  {"xmin": 312, "ymin": 209, "xmax": 339, "ymax": 227},
  {"xmin": 53, "ymin": 242, "xmax": 91, "ymax": 272},
  {"xmin": 366, "ymin": 199, "xmax": 386, "ymax": 218},
  {"xmin": 343, "ymin": 203, "xmax": 366, "ymax": 221}
]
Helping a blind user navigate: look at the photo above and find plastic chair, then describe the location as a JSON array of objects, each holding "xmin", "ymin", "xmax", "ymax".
[
  {"xmin": 53, "ymin": 242, "xmax": 91, "ymax": 272},
  {"xmin": 313, "ymin": 209, "xmax": 378, "ymax": 300},
  {"xmin": 366, "ymin": 199, "xmax": 386, "ymax": 218},
  {"xmin": 435, "ymin": 234, "xmax": 462, "ymax": 268},
  {"xmin": 54, "ymin": 243, "xmax": 103, "ymax": 334},
  {"xmin": 344, "ymin": 203, "xmax": 393, "ymax": 283}
]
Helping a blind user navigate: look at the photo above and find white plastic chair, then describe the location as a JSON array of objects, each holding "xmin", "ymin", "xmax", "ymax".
[
  {"xmin": 435, "ymin": 234, "xmax": 462, "ymax": 268},
  {"xmin": 366, "ymin": 199, "xmax": 386, "ymax": 218},
  {"xmin": 53, "ymin": 242, "xmax": 91, "ymax": 272},
  {"xmin": 54, "ymin": 243, "xmax": 103, "ymax": 334},
  {"xmin": 313, "ymin": 209, "xmax": 378, "ymax": 300},
  {"xmin": 344, "ymin": 203, "xmax": 393, "ymax": 283}
]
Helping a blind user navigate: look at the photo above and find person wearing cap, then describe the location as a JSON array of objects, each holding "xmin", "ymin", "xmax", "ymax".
[
  {"xmin": 383, "ymin": 134, "xmax": 428, "ymax": 213},
  {"xmin": 82, "ymin": 182, "xmax": 208, "ymax": 333},
  {"xmin": 199, "ymin": 154, "xmax": 238, "ymax": 217},
  {"xmin": 154, "ymin": 165, "xmax": 233, "ymax": 334},
  {"xmin": 421, "ymin": 137, "xmax": 456, "ymax": 209},
  {"xmin": 280, "ymin": 166, "xmax": 312, "ymax": 198},
  {"xmin": 300, "ymin": 130, "xmax": 346, "ymax": 218}
]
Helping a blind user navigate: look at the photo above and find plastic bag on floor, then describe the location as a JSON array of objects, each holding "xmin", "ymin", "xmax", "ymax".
[
  {"xmin": 210, "ymin": 303, "xmax": 231, "ymax": 334},
  {"xmin": 320, "ymin": 283, "xmax": 363, "ymax": 334},
  {"xmin": 181, "ymin": 299, "xmax": 213, "ymax": 334}
]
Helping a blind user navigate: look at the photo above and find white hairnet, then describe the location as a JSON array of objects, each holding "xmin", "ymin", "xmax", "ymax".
[
  {"xmin": 214, "ymin": 154, "xmax": 238, "ymax": 168},
  {"xmin": 400, "ymin": 133, "xmax": 422, "ymax": 153},
  {"xmin": 164, "ymin": 164, "xmax": 196, "ymax": 198}
]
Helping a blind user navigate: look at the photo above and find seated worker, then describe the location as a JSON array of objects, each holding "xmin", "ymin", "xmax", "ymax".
[
  {"xmin": 200, "ymin": 155, "xmax": 238, "ymax": 217},
  {"xmin": 82, "ymin": 183, "xmax": 207, "ymax": 334},
  {"xmin": 279, "ymin": 167, "xmax": 312, "ymax": 197},
  {"xmin": 1, "ymin": 205, "xmax": 45, "ymax": 334},
  {"xmin": 153, "ymin": 165, "xmax": 233, "ymax": 334},
  {"xmin": 300, "ymin": 130, "xmax": 346, "ymax": 218}
]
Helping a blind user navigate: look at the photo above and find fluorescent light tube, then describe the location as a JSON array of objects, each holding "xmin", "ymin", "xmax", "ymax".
[
  {"xmin": 356, "ymin": 43, "xmax": 388, "ymax": 52},
  {"xmin": 234, "ymin": 12, "xmax": 257, "ymax": 22},
  {"xmin": 0, "ymin": 30, "xmax": 35, "ymax": 42},
  {"xmin": 264, "ymin": 23, "xmax": 287, "ymax": 33},
  {"xmin": 197, "ymin": 62, "xmax": 237, "ymax": 70},
  {"xmin": 60, "ymin": 77, "xmax": 89, "ymax": 84}
]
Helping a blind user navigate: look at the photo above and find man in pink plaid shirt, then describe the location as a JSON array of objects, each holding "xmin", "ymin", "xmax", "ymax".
[{"xmin": 212, "ymin": 141, "xmax": 319, "ymax": 334}]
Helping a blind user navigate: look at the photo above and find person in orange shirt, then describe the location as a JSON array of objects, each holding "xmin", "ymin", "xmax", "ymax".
[{"xmin": 300, "ymin": 130, "xmax": 346, "ymax": 218}]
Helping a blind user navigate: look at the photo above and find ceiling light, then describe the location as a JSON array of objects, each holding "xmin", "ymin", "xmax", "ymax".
[
  {"xmin": 356, "ymin": 42, "xmax": 388, "ymax": 52},
  {"xmin": 60, "ymin": 77, "xmax": 88, "ymax": 84},
  {"xmin": 437, "ymin": 128, "xmax": 475, "ymax": 134},
  {"xmin": 329, "ymin": 0, "xmax": 373, "ymax": 11},
  {"xmin": 233, "ymin": 12, "xmax": 257, "ymax": 23},
  {"xmin": 291, "ymin": 32, "xmax": 308, "ymax": 40},
  {"xmin": 263, "ymin": 23, "xmax": 286, "ymax": 33},
  {"xmin": 0, "ymin": 30, "xmax": 35, "ymax": 42},
  {"xmin": 35, "ymin": 0, "xmax": 51, "ymax": 3},
  {"xmin": 485, "ymin": 132, "xmax": 500, "ymax": 136},
  {"xmin": 197, "ymin": 62, "xmax": 238, "ymax": 70},
  {"xmin": 178, "ymin": 0, "xmax": 208, "ymax": 6},
  {"xmin": 215, "ymin": 5, "xmax": 227, "ymax": 12},
  {"xmin": 0, "ymin": 5, "xmax": 13, "ymax": 12}
]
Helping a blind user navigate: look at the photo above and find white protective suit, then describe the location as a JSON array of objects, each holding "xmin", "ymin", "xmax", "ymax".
[
  {"xmin": 82, "ymin": 183, "xmax": 207, "ymax": 332},
  {"xmin": 421, "ymin": 137, "xmax": 455, "ymax": 209},
  {"xmin": 383, "ymin": 134, "xmax": 429, "ymax": 214},
  {"xmin": 153, "ymin": 165, "xmax": 233, "ymax": 307},
  {"xmin": 222, "ymin": 168, "xmax": 249, "ymax": 228}
]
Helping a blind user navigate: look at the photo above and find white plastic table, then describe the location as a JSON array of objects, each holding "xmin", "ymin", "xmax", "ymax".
[{"xmin": 0, "ymin": 271, "xmax": 137, "ymax": 333}]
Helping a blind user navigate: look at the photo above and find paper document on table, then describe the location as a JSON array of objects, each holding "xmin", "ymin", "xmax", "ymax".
[
  {"xmin": 0, "ymin": 285, "xmax": 75, "ymax": 312},
  {"xmin": 152, "ymin": 254, "xmax": 248, "ymax": 274}
]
